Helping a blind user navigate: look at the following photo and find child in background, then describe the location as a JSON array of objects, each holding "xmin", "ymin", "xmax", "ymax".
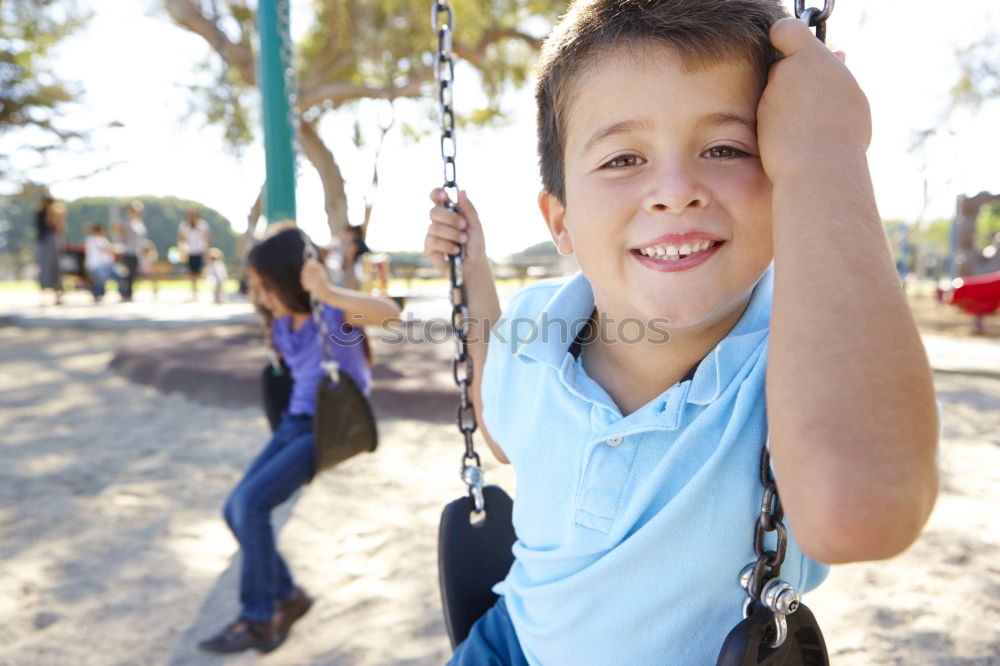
[
  {"xmin": 424, "ymin": 1, "xmax": 939, "ymax": 663},
  {"xmin": 205, "ymin": 247, "xmax": 228, "ymax": 304},
  {"xmin": 83, "ymin": 224, "xmax": 124, "ymax": 302},
  {"xmin": 198, "ymin": 224, "xmax": 400, "ymax": 655}
]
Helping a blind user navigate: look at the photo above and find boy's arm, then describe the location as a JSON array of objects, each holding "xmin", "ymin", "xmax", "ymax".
[
  {"xmin": 426, "ymin": 189, "xmax": 507, "ymax": 463},
  {"xmin": 759, "ymin": 19, "xmax": 938, "ymax": 564}
]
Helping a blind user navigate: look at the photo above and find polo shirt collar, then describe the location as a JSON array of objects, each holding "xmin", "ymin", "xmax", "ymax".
[
  {"xmin": 513, "ymin": 271, "xmax": 595, "ymax": 367},
  {"xmin": 512, "ymin": 265, "xmax": 773, "ymax": 405},
  {"xmin": 687, "ymin": 265, "xmax": 772, "ymax": 405}
]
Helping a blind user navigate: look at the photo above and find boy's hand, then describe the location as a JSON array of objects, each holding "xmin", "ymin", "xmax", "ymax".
[
  {"xmin": 425, "ymin": 189, "xmax": 488, "ymax": 275},
  {"xmin": 300, "ymin": 257, "xmax": 332, "ymax": 297},
  {"xmin": 757, "ymin": 17, "xmax": 871, "ymax": 182}
]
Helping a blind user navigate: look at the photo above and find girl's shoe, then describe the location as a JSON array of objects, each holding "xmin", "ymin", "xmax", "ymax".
[
  {"xmin": 278, "ymin": 586, "xmax": 314, "ymax": 636},
  {"xmin": 198, "ymin": 617, "xmax": 281, "ymax": 654}
]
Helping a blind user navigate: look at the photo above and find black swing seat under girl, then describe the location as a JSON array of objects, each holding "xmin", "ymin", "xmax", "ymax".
[{"xmin": 261, "ymin": 350, "xmax": 377, "ymax": 476}]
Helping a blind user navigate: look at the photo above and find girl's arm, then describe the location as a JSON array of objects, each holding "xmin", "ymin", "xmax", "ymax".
[
  {"xmin": 425, "ymin": 189, "xmax": 507, "ymax": 463},
  {"xmin": 301, "ymin": 258, "xmax": 401, "ymax": 327},
  {"xmin": 758, "ymin": 20, "xmax": 938, "ymax": 564}
]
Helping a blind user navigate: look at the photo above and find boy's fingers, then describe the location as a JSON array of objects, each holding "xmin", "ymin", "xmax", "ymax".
[
  {"xmin": 457, "ymin": 190, "xmax": 481, "ymax": 229},
  {"xmin": 428, "ymin": 205, "xmax": 467, "ymax": 230},
  {"xmin": 769, "ymin": 16, "xmax": 820, "ymax": 56},
  {"xmin": 424, "ymin": 236, "xmax": 460, "ymax": 259},
  {"xmin": 835, "ymin": 50, "xmax": 846, "ymax": 63},
  {"xmin": 429, "ymin": 221, "xmax": 467, "ymax": 243}
]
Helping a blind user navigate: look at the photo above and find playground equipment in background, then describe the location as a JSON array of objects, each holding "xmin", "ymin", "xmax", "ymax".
[
  {"xmin": 940, "ymin": 270, "xmax": 1000, "ymax": 334},
  {"xmin": 939, "ymin": 190, "xmax": 1000, "ymax": 332}
]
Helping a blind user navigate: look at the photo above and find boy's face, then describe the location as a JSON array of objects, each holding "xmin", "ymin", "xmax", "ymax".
[{"xmin": 540, "ymin": 44, "xmax": 773, "ymax": 336}]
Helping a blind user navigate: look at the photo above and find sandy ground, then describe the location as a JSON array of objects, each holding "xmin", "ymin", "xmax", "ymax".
[{"xmin": 1, "ymin": 325, "xmax": 998, "ymax": 665}]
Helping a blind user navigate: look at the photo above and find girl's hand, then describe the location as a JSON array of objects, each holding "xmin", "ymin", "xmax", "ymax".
[
  {"xmin": 757, "ymin": 18, "xmax": 871, "ymax": 183},
  {"xmin": 300, "ymin": 258, "xmax": 332, "ymax": 297},
  {"xmin": 424, "ymin": 189, "xmax": 488, "ymax": 275}
]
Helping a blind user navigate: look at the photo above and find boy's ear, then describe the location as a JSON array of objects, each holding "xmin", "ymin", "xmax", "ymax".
[{"xmin": 538, "ymin": 190, "xmax": 573, "ymax": 256}]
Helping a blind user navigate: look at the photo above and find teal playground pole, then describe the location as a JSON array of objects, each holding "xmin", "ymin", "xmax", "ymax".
[{"xmin": 257, "ymin": 0, "xmax": 297, "ymax": 223}]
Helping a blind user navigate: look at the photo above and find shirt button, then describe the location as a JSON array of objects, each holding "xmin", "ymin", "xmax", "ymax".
[{"xmin": 606, "ymin": 437, "xmax": 623, "ymax": 447}]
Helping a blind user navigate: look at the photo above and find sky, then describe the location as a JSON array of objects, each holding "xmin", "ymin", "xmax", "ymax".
[{"xmin": 4, "ymin": 0, "xmax": 999, "ymax": 260}]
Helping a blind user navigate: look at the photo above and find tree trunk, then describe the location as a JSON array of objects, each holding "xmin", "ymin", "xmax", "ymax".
[{"xmin": 299, "ymin": 120, "xmax": 349, "ymax": 239}]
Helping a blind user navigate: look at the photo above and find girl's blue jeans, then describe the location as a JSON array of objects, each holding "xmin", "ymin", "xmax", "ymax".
[
  {"xmin": 223, "ymin": 412, "xmax": 315, "ymax": 622},
  {"xmin": 448, "ymin": 597, "xmax": 529, "ymax": 665}
]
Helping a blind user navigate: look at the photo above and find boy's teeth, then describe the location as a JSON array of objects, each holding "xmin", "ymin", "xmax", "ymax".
[{"xmin": 640, "ymin": 240, "xmax": 715, "ymax": 258}]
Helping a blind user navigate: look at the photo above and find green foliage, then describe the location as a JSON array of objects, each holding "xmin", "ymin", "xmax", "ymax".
[
  {"xmin": 0, "ymin": 192, "xmax": 241, "ymax": 277},
  {"xmin": 977, "ymin": 202, "xmax": 1000, "ymax": 247},
  {"xmin": 385, "ymin": 250, "xmax": 430, "ymax": 267},
  {"xmin": 511, "ymin": 240, "xmax": 557, "ymax": 257},
  {"xmin": 178, "ymin": 0, "xmax": 567, "ymax": 153},
  {"xmin": 0, "ymin": 1, "xmax": 93, "ymax": 177},
  {"xmin": 951, "ymin": 33, "xmax": 1000, "ymax": 110}
]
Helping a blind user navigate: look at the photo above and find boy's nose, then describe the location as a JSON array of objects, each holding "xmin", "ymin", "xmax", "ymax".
[{"xmin": 642, "ymin": 163, "xmax": 710, "ymax": 213}]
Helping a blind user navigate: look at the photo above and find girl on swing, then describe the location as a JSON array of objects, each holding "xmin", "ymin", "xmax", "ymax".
[{"xmin": 199, "ymin": 223, "xmax": 401, "ymax": 654}]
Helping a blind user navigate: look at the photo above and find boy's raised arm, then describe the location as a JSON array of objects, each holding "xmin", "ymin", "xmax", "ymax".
[
  {"xmin": 758, "ymin": 19, "xmax": 938, "ymax": 564},
  {"xmin": 425, "ymin": 189, "xmax": 508, "ymax": 463}
]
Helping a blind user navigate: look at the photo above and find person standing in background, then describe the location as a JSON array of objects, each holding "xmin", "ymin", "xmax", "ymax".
[
  {"xmin": 35, "ymin": 196, "xmax": 65, "ymax": 305},
  {"xmin": 178, "ymin": 208, "xmax": 211, "ymax": 302},
  {"xmin": 84, "ymin": 224, "xmax": 124, "ymax": 302},
  {"xmin": 115, "ymin": 201, "xmax": 147, "ymax": 302}
]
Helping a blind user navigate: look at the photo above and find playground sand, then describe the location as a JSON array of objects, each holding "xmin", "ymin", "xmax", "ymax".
[{"xmin": 1, "ymin": 326, "xmax": 998, "ymax": 665}]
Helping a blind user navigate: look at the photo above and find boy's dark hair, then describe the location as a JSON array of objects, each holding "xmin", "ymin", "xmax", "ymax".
[{"xmin": 536, "ymin": 0, "xmax": 787, "ymax": 202}]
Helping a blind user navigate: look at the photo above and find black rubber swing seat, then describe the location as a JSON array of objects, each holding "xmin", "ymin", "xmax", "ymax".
[
  {"xmin": 438, "ymin": 484, "xmax": 517, "ymax": 648},
  {"xmin": 261, "ymin": 363, "xmax": 378, "ymax": 474}
]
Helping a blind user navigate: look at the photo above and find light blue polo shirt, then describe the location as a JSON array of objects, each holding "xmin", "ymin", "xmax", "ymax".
[{"xmin": 481, "ymin": 266, "xmax": 829, "ymax": 666}]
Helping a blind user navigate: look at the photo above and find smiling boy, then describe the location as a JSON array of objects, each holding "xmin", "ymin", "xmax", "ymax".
[{"xmin": 425, "ymin": 1, "xmax": 938, "ymax": 664}]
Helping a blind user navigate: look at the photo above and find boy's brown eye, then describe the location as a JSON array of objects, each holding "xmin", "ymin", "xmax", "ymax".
[
  {"xmin": 706, "ymin": 145, "xmax": 746, "ymax": 159},
  {"xmin": 605, "ymin": 154, "xmax": 641, "ymax": 168}
]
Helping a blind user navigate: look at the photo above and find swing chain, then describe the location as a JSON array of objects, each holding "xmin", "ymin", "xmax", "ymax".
[
  {"xmin": 433, "ymin": 0, "xmax": 484, "ymax": 511},
  {"xmin": 301, "ymin": 231, "xmax": 340, "ymax": 379},
  {"xmin": 794, "ymin": 0, "xmax": 834, "ymax": 43},
  {"xmin": 737, "ymin": 444, "xmax": 799, "ymax": 648}
]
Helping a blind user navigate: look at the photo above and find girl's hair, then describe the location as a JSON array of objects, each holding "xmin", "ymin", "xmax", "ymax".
[
  {"xmin": 248, "ymin": 223, "xmax": 312, "ymax": 315},
  {"xmin": 250, "ymin": 222, "xmax": 373, "ymax": 364}
]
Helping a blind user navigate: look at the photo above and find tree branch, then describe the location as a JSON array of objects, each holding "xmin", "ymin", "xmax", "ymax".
[
  {"xmin": 298, "ymin": 74, "xmax": 430, "ymax": 113},
  {"xmin": 299, "ymin": 119, "xmax": 350, "ymax": 236},
  {"xmin": 163, "ymin": 0, "xmax": 256, "ymax": 84},
  {"xmin": 454, "ymin": 28, "xmax": 542, "ymax": 67}
]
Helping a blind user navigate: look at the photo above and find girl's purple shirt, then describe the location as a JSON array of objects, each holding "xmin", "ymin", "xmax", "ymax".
[{"xmin": 272, "ymin": 304, "xmax": 371, "ymax": 416}]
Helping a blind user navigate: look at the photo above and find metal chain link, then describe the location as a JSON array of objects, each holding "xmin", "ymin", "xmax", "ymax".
[
  {"xmin": 794, "ymin": 0, "xmax": 834, "ymax": 43},
  {"xmin": 432, "ymin": 0, "xmax": 485, "ymax": 512},
  {"xmin": 734, "ymin": 7, "xmax": 837, "ymax": 648}
]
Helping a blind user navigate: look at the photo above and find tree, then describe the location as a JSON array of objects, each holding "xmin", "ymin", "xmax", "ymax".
[
  {"xmin": 951, "ymin": 33, "xmax": 1000, "ymax": 111},
  {"xmin": 0, "ymin": 0, "xmax": 92, "ymax": 182},
  {"xmin": 0, "ymin": 191, "xmax": 241, "ymax": 278},
  {"xmin": 163, "ymin": 0, "xmax": 565, "ymax": 240}
]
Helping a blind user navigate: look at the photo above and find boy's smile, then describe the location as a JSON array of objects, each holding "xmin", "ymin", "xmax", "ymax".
[{"xmin": 540, "ymin": 43, "xmax": 774, "ymax": 340}]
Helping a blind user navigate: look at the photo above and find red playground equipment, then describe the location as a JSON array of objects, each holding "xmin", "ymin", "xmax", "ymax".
[
  {"xmin": 938, "ymin": 191, "xmax": 1000, "ymax": 333},
  {"xmin": 943, "ymin": 271, "xmax": 1000, "ymax": 316}
]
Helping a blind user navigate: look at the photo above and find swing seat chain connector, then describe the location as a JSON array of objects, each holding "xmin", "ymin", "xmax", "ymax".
[
  {"xmin": 738, "ymin": 563, "xmax": 801, "ymax": 649},
  {"xmin": 461, "ymin": 456, "xmax": 485, "ymax": 512}
]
